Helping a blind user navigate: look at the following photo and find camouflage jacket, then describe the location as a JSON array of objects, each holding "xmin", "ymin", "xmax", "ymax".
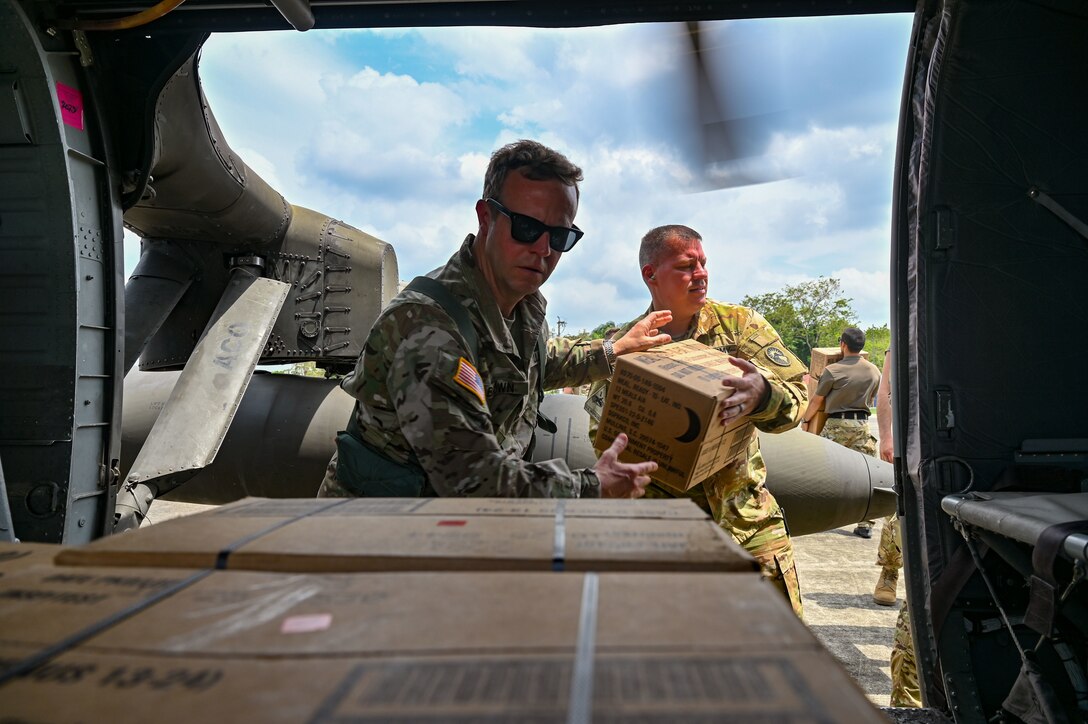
[
  {"xmin": 339, "ymin": 235, "xmax": 614, "ymax": 498},
  {"xmin": 587, "ymin": 300, "xmax": 808, "ymax": 530}
]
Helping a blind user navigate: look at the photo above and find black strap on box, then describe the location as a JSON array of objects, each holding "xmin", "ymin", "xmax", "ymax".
[
  {"xmin": 0, "ymin": 568, "xmax": 213, "ymax": 686},
  {"xmin": 213, "ymin": 498, "xmax": 354, "ymax": 569}
]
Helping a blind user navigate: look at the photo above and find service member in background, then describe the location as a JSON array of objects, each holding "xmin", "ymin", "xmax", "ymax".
[
  {"xmin": 873, "ymin": 350, "xmax": 921, "ymax": 707},
  {"xmin": 873, "ymin": 350, "xmax": 900, "ymax": 604},
  {"xmin": 801, "ymin": 327, "xmax": 882, "ymax": 537},
  {"xmin": 586, "ymin": 224, "xmax": 809, "ymax": 617},
  {"xmin": 319, "ymin": 140, "xmax": 674, "ymax": 500}
]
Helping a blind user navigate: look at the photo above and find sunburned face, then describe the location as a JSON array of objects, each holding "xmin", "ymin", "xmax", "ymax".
[
  {"xmin": 474, "ymin": 171, "xmax": 578, "ymax": 317},
  {"xmin": 645, "ymin": 237, "xmax": 708, "ymax": 323}
]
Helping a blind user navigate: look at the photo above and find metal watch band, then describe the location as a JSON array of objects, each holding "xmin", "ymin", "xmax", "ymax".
[{"xmin": 603, "ymin": 338, "xmax": 616, "ymax": 371}]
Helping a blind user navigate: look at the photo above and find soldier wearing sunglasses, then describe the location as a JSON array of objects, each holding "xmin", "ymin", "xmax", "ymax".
[{"xmin": 320, "ymin": 140, "xmax": 672, "ymax": 499}]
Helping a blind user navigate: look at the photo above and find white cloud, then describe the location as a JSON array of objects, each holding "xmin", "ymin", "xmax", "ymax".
[
  {"xmin": 769, "ymin": 123, "xmax": 896, "ymax": 172},
  {"xmin": 235, "ymin": 147, "xmax": 283, "ymax": 191},
  {"xmin": 830, "ymin": 266, "xmax": 892, "ymax": 327},
  {"xmin": 199, "ymin": 32, "xmax": 338, "ymax": 112},
  {"xmin": 436, "ymin": 28, "xmax": 552, "ymax": 82},
  {"xmin": 324, "ymin": 66, "xmax": 472, "ymax": 145},
  {"xmin": 175, "ymin": 16, "xmax": 910, "ymax": 337}
]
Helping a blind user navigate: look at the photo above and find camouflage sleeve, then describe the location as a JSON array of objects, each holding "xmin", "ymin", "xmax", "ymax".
[
  {"xmin": 542, "ymin": 336, "xmax": 612, "ymax": 390},
  {"xmin": 380, "ymin": 303, "xmax": 601, "ymax": 498},
  {"xmin": 734, "ymin": 309, "xmax": 808, "ymax": 434}
]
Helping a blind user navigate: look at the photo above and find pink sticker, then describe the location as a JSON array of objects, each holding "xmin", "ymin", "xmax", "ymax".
[
  {"xmin": 56, "ymin": 82, "xmax": 84, "ymax": 130},
  {"xmin": 280, "ymin": 613, "xmax": 332, "ymax": 634}
]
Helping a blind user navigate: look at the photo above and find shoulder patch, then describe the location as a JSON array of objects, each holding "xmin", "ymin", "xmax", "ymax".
[
  {"xmin": 765, "ymin": 346, "xmax": 791, "ymax": 367},
  {"xmin": 453, "ymin": 357, "xmax": 486, "ymax": 406}
]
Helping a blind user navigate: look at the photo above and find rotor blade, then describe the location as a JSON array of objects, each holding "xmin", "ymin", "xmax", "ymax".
[
  {"xmin": 680, "ymin": 21, "xmax": 795, "ymax": 190},
  {"xmin": 116, "ymin": 270, "xmax": 289, "ymax": 529}
]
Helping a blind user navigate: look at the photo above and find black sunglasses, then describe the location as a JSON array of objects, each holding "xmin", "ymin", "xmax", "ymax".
[{"xmin": 486, "ymin": 198, "xmax": 584, "ymax": 253}]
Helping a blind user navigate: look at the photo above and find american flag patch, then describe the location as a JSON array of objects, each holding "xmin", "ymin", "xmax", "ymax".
[{"xmin": 453, "ymin": 357, "xmax": 486, "ymax": 406}]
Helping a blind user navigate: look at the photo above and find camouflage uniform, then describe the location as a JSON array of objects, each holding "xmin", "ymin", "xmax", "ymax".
[
  {"xmin": 891, "ymin": 602, "xmax": 922, "ymax": 707},
  {"xmin": 587, "ymin": 301, "xmax": 809, "ymax": 617},
  {"xmin": 319, "ymin": 235, "xmax": 614, "ymax": 498},
  {"xmin": 819, "ymin": 418, "xmax": 877, "ymax": 456},
  {"xmin": 877, "ymin": 515, "xmax": 902, "ymax": 570},
  {"xmin": 877, "ymin": 515, "xmax": 921, "ymax": 707}
]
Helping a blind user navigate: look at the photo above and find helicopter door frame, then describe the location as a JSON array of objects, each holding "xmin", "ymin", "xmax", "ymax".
[{"xmin": 0, "ymin": 3, "xmax": 124, "ymax": 543}]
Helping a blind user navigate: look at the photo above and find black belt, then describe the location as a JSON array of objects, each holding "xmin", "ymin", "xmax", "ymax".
[{"xmin": 828, "ymin": 411, "xmax": 870, "ymax": 420}]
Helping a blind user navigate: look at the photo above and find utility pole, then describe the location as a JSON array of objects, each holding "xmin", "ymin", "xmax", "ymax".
[{"xmin": 555, "ymin": 316, "xmax": 566, "ymax": 337}]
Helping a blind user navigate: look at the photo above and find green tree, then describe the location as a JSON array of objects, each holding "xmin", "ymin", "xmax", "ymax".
[
  {"xmin": 589, "ymin": 320, "xmax": 618, "ymax": 339},
  {"xmin": 741, "ymin": 277, "xmax": 857, "ymax": 367},
  {"xmin": 863, "ymin": 324, "xmax": 890, "ymax": 369}
]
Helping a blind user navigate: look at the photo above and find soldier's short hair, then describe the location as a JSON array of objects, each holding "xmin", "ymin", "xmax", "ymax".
[
  {"xmin": 841, "ymin": 326, "xmax": 866, "ymax": 353},
  {"xmin": 639, "ymin": 225, "xmax": 702, "ymax": 269},
  {"xmin": 482, "ymin": 140, "xmax": 583, "ymax": 203}
]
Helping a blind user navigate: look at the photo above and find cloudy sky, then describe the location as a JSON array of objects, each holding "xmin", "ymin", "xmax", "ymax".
[{"xmin": 128, "ymin": 12, "xmax": 914, "ymax": 335}]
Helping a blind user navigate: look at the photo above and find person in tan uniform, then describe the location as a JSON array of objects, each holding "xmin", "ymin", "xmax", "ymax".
[
  {"xmin": 586, "ymin": 224, "xmax": 809, "ymax": 617},
  {"xmin": 802, "ymin": 327, "xmax": 881, "ymax": 536}
]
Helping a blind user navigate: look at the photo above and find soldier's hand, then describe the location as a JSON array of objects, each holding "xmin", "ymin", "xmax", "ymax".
[
  {"xmin": 612, "ymin": 310, "xmax": 672, "ymax": 355},
  {"xmin": 719, "ymin": 356, "xmax": 770, "ymax": 425},
  {"xmin": 594, "ymin": 433, "xmax": 656, "ymax": 499},
  {"xmin": 880, "ymin": 437, "xmax": 893, "ymax": 463}
]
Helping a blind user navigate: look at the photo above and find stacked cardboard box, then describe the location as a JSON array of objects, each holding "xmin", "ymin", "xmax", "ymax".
[
  {"xmin": 56, "ymin": 497, "xmax": 757, "ymax": 573},
  {"xmin": 594, "ymin": 340, "xmax": 755, "ymax": 492},
  {"xmin": 0, "ymin": 563, "xmax": 885, "ymax": 722},
  {"xmin": 0, "ymin": 498, "xmax": 886, "ymax": 720},
  {"xmin": 0, "ymin": 541, "xmax": 63, "ymax": 577},
  {"xmin": 809, "ymin": 347, "xmax": 870, "ymax": 380}
]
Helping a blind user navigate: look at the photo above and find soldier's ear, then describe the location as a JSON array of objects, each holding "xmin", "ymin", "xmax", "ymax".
[
  {"xmin": 642, "ymin": 264, "xmax": 656, "ymax": 284},
  {"xmin": 475, "ymin": 199, "xmax": 490, "ymax": 234}
]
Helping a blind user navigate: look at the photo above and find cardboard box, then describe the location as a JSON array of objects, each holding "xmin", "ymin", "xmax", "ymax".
[
  {"xmin": 809, "ymin": 347, "xmax": 869, "ymax": 380},
  {"xmin": 803, "ymin": 373, "xmax": 829, "ymax": 435},
  {"xmin": 0, "ymin": 542, "xmax": 64, "ymax": 577},
  {"xmin": 56, "ymin": 497, "xmax": 758, "ymax": 574},
  {"xmin": 594, "ymin": 340, "xmax": 755, "ymax": 492},
  {"xmin": 0, "ymin": 566, "xmax": 884, "ymax": 722},
  {"xmin": 0, "ymin": 565, "xmax": 204, "ymax": 671}
]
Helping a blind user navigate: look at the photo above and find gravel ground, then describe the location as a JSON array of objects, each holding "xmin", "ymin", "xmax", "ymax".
[{"xmin": 793, "ymin": 522, "xmax": 903, "ymax": 707}]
